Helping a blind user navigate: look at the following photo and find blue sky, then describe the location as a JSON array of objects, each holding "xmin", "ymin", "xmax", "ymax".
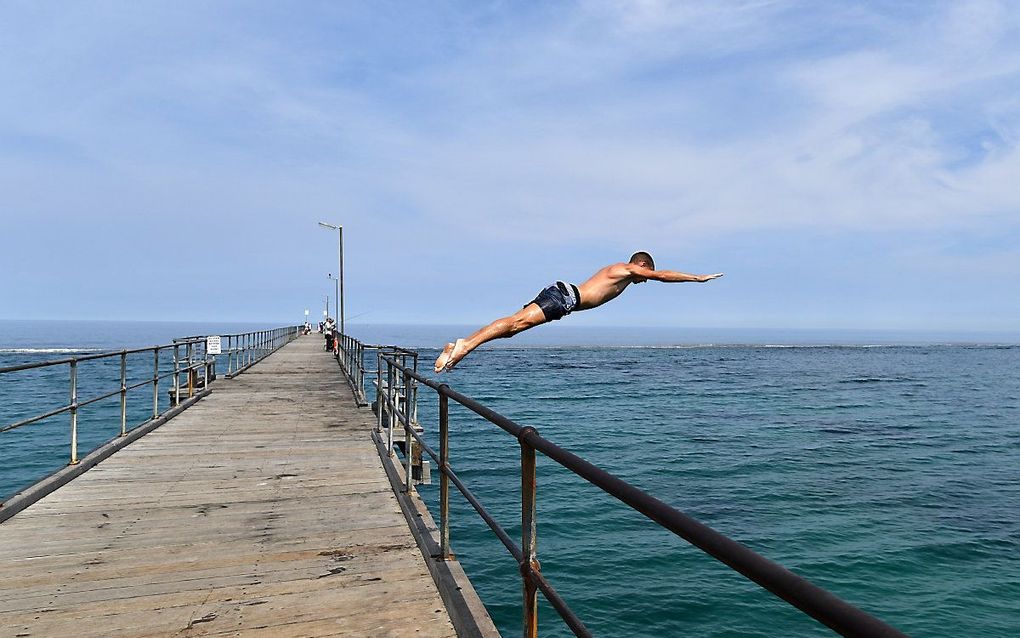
[{"xmin": 1, "ymin": 1, "xmax": 1019, "ymax": 332}]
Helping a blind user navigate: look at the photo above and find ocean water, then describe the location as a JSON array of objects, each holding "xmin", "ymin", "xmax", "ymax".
[
  {"xmin": 2, "ymin": 321, "xmax": 1019, "ymax": 636},
  {"xmin": 0, "ymin": 320, "xmax": 286, "ymax": 499}
]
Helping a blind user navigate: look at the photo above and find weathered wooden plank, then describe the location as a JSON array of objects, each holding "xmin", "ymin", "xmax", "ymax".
[{"xmin": 0, "ymin": 337, "xmax": 461, "ymax": 637}]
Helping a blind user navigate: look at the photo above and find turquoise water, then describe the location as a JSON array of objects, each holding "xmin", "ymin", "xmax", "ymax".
[
  {"xmin": 2, "ymin": 321, "xmax": 1018, "ymax": 636},
  {"xmin": 393, "ymin": 341, "xmax": 1020, "ymax": 637},
  {"xmin": 0, "ymin": 320, "xmax": 283, "ymax": 500}
]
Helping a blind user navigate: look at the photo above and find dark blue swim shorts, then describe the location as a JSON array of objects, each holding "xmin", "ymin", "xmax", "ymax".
[{"xmin": 526, "ymin": 281, "xmax": 580, "ymax": 321}]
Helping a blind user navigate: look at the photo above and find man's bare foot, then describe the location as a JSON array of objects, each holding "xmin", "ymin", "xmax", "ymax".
[
  {"xmin": 445, "ymin": 339, "xmax": 468, "ymax": 371},
  {"xmin": 434, "ymin": 342, "xmax": 455, "ymax": 373}
]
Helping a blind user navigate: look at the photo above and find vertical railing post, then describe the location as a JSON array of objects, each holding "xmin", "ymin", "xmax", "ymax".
[
  {"xmin": 411, "ymin": 352, "xmax": 419, "ymax": 425},
  {"xmin": 199, "ymin": 339, "xmax": 206, "ymax": 389},
  {"xmin": 227, "ymin": 335, "xmax": 233, "ymax": 374},
  {"xmin": 152, "ymin": 347, "xmax": 160, "ymax": 419},
  {"xmin": 403, "ymin": 368, "xmax": 413, "ymax": 491},
  {"xmin": 359, "ymin": 342, "xmax": 365, "ymax": 401},
  {"xmin": 187, "ymin": 342, "xmax": 195, "ymax": 398},
  {"xmin": 520, "ymin": 428, "xmax": 539, "ymax": 638},
  {"xmin": 387, "ymin": 359, "xmax": 395, "ymax": 456},
  {"xmin": 439, "ymin": 385, "xmax": 451, "ymax": 559},
  {"xmin": 202, "ymin": 338, "xmax": 209, "ymax": 388},
  {"xmin": 119, "ymin": 351, "xmax": 127, "ymax": 436},
  {"xmin": 375, "ymin": 351, "xmax": 383, "ymax": 433},
  {"xmin": 173, "ymin": 344, "xmax": 180, "ymax": 407},
  {"xmin": 69, "ymin": 359, "xmax": 79, "ymax": 465}
]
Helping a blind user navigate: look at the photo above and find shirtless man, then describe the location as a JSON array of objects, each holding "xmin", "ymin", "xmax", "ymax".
[{"xmin": 434, "ymin": 252, "xmax": 723, "ymax": 372}]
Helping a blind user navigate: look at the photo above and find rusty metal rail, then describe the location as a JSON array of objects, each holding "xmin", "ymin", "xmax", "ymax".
[{"xmin": 361, "ymin": 341, "xmax": 909, "ymax": 638}]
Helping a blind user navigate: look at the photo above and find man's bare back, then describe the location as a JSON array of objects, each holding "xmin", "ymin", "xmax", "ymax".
[{"xmin": 434, "ymin": 251, "xmax": 723, "ymax": 372}]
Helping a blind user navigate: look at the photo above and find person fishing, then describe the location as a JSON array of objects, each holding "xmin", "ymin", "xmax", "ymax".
[{"xmin": 434, "ymin": 252, "xmax": 723, "ymax": 372}]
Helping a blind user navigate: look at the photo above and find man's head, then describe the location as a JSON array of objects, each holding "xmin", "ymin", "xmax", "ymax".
[
  {"xmin": 628, "ymin": 251, "xmax": 654, "ymax": 283},
  {"xmin": 629, "ymin": 251, "xmax": 654, "ymax": 269}
]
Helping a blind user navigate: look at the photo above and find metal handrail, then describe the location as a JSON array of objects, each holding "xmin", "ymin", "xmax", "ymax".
[
  {"xmin": 0, "ymin": 326, "xmax": 301, "ymax": 474},
  {"xmin": 333, "ymin": 333, "xmax": 417, "ymax": 409},
  {"xmin": 372, "ymin": 348, "xmax": 908, "ymax": 638}
]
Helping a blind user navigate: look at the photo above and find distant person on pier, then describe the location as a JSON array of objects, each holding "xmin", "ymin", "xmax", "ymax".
[
  {"xmin": 323, "ymin": 318, "xmax": 336, "ymax": 351},
  {"xmin": 434, "ymin": 252, "xmax": 723, "ymax": 372}
]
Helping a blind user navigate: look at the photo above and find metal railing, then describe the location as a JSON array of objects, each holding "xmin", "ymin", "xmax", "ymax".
[
  {"xmin": 334, "ymin": 332, "xmax": 418, "ymax": 411},
  {"xmin": 0, "ymin": 326, "xmax": 301, "ymax": 470},
  {"xmin": 360, "ymin": 338, "xmax": 908, "ymax": 638},
  {"xmin": 219, "ymin": 327, "xmax": 303, "ymax": 377}
]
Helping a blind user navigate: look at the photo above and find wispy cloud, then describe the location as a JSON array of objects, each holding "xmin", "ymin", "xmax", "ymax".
[{"xmin": 2, "ymin": 1, "xmax": 1018, "ymax": 325}]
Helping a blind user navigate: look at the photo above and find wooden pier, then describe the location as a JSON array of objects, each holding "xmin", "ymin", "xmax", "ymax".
[{"xmin": 0, "ymin": 336, "xmax": 493, "ymax": 637}]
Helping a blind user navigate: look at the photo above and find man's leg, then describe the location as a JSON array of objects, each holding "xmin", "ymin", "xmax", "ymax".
[{"xmin": 434, "ymin": 304, "xmax": 548, "ymax": 372}]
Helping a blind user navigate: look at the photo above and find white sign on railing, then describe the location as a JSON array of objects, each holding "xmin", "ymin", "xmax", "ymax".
[{"xmin": 207, "ymin": 335, "xmax": 222, "ymax": 355}]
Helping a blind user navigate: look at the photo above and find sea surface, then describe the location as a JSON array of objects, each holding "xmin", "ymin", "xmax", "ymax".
[{"xmin": 2, "ymin": 320, "xmax": 1018, "ymax": 637}]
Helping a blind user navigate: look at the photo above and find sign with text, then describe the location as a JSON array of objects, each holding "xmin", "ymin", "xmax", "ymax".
[{"xmin": 206, "ymin": 335, "xmax": 222, "ymax": 355}]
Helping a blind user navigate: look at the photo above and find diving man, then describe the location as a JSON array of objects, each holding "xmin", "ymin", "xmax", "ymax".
[{"xmin": 434, "ymin": 252, "xmax": 723, "ymax": 372}]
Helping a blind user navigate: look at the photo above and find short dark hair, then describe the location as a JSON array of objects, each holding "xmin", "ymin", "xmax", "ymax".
[{"xmin": 629, "ymin": 251, "xmax": 654, "ymax": 269}]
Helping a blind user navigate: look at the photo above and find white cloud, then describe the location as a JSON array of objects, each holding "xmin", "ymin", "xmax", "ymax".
[{"xmin": 3, "ymin": 0, "xmax": 1020, "ymax": 308}]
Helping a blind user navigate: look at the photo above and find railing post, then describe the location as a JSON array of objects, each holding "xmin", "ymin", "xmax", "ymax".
[
  {"xmin": 359, "ymin": 342, "xmax": 365, "ymax": 401},
  {"xmin": 403, "ymin": 368, "xmax": 413, "ymax": 491},
  {"xmin": 375, "ymin": 351, "xmax": 383, "ymax": 433},
  {"xmin": 152, "ymin": 347, "xmax": 159, "ymax": 419},
  {"xmin": 119, "ymin": 351, "xmax": 127, "ymax": 436},
  {"xmin": 173, "ymin": 344, "xmax": 180, "ymax": 407},
  {"xmin": 439, "ymin": 385, "xmax": 451, "ymax": 559},
  {"xmin": 520, "ymin": 428, "xmax": 539, "ymax": 638},
  {"xmin": 187, "ymin": 342, "xmax": 195, "ymax": 398},
  {"xmin": 227, "ymin": 335, "xmax": 233, "ymax": 374},
  {"xmin": 387, "ymin": 359, "xmax": 395, "ymax": 456},
  {"xmin": 202, "ymin": 339, "xmax": 209, "ymax": 388},
  {"xmin": 411, "ymin": 352, "xmax": 419, "ymax": 425},
  {"xmin": 69, "ymin": 359, "xmax": 79, "ymax": 465}
]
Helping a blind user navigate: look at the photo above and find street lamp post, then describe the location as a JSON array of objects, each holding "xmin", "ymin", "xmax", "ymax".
[
  {"xmin": 318, "ymin": 221, "xmax": 344, "ymax": 335},
  {"xmin": 328, "ymin": 273, "xmax": 339, "ymax": 327}
]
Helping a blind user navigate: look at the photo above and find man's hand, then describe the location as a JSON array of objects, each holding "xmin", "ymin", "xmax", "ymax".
[{"xmin": 697, "ymin": 273, "xmax": 724, "ymax": 282}]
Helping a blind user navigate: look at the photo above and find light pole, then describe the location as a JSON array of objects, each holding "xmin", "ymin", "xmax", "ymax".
[
  {"xmin": 328, "ymin": 273, "xmax": 339, "ymax": 327},
  {"xmin": 318, "ymin": 221, "xmax": 344, "ymax": 334}
]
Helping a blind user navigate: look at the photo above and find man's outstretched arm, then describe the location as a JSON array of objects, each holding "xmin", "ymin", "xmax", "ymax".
[{"xmin": 626, "ymin": 264, "xmax": 724, "ymax": 283}]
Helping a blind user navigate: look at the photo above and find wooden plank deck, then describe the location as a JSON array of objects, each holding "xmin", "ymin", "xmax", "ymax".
[{"xmin": 0, "ymin": 336, "xmax": 460, "ymax": 637}]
